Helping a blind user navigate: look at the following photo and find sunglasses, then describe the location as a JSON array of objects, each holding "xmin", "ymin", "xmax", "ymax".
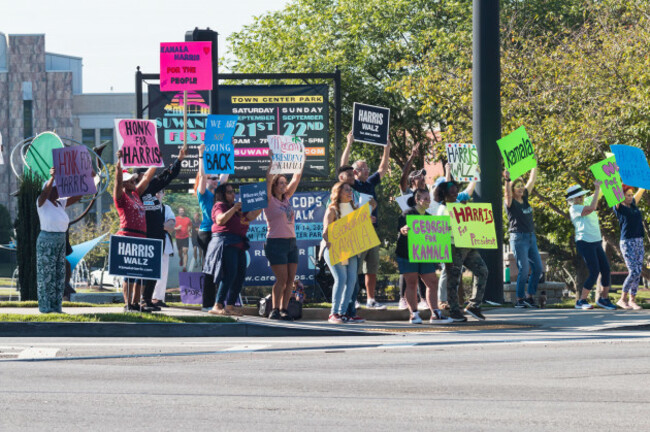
[{"xmin": 208, "ymin": 177, "xmax": 219, "ymax": 181}]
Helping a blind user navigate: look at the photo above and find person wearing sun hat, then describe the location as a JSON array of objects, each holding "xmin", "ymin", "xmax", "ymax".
[{"xmin": 567, "ymin": 180, "xmax": 616, "ymax": 310}]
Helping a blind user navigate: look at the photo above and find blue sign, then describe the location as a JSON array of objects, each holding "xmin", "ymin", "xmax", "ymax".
[
  {"xmin": 204, "ymin": 114, "xmax": 238, "ymax": 174},
  {"xmin": 240, "ymin": 181, "xmax": 268, "ymax": 212},
  {"xmin": 108, "ymin": 235, "xmax": 163, "ymax": 280},
  {"xmin": 610, "ymin": 145, "xmax": 650, "ymax": 189}
]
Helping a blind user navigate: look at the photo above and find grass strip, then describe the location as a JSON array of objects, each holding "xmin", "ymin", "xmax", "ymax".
[
  {"xmin": 0, "ymin": 301, "xmax": 124, "ymax": 308},
  {"xmin": 0, "ymin": 313, "xmax": 235, "ymax": 323}
]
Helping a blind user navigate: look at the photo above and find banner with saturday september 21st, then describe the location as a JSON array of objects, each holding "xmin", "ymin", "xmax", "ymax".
[{"xmin": 446, "ymin": 203, "xmax": 498, "ymax": 249}]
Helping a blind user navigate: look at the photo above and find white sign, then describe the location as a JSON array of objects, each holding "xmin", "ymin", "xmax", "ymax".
[
  {"xmin": 268, "ymin": 135, "xmax": 305, "ymax": 174},
  {"xmin": 446, "ymin": 143, "xmax": 480, "ymax": 182}
]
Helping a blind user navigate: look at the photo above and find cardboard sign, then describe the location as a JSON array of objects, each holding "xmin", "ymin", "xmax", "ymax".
[
  {"xmin": 589, "ymin": 156, "xmax": 624, "ymax": 207},
  {"xmin": 358, "ymin": 193, "xmax": 374, "ymax": 206},
  {"xmin": 497, "ymin": 126, "xmax": 536, "ymax": 181},
  {"xmin": 108, "ymin": 235, "xmax": 163, "ymax": 280},
  {"xmin": 395, "ymin": 194, "xmax": 411, "ymax": 211},
  {"xmin": 179, "ymin": 272, "xmax": 204, "ymax": 304},
  {"xmin": 446, "ymin": 203, "xmax": 498, "ymax": 249},
  {"xmin": 406, "ymin": 215, "xmax": 452, "ymax": 263},
  {"xmin": 115, "ymin": 119, "xmax": 163, "ymax": 168},
  {"xmin": 268, "ymin": 135, "xmax": 305, "ymax": 174},
  {"xmin": 204, "ymin": 115, "xmax": 239, "ymax": 174},
  {"xmin": 610, "ymin": 144, "xmax": 650, "ymax": 189},
  {"xmin": 446, "ymin": 143, "xmax": 480, "ymax": 182},
  {"xmin": 352, "ymin": 102, "xmax": 390, "ymax": 146},
  {"xmin": 160, "ymin": 42, "xmax": 213, "ymax": 92},
  {"xmin": 328, "ymin": 203, "xmax": 380, "ymax": 265},
  {"xmin": 51, "ymin": 146, "xmax": 97, "ymax": 198},
  {"xmin": 240, "ymin": 182, "xmax": 268, "ymax": 212}
]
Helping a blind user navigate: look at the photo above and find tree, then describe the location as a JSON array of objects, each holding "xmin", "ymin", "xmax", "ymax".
[{"xmin": 16, "ymin": 174, "xmax": 43, "ymax": 300}]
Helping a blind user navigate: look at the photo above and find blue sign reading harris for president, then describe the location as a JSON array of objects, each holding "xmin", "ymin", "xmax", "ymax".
[{"xmin": 108, "ymin": 235, "xmax": 163, "ymax": 280}]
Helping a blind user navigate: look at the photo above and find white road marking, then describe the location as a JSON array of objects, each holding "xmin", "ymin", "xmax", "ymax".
[
  {"xmin": 17, "ymin": 348, "xmax": 59, "ymax": 359},
  {"xmin": 222, "ymin": 345, "xmax": 269, "ymax": 352}
]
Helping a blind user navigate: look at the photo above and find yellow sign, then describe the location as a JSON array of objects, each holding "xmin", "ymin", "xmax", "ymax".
[
  {"xmin": 328, "ymin": 204, "xmax": 380, "ymax": 265},
  {"xmin": 446, "ymin": 203, "xmax": 498, "ymax": 249},
  {"xmin": 230, "ymin": 96, "xmax": 323, "ymax": 104}
]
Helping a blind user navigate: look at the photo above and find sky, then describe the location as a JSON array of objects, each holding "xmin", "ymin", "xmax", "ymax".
[{"xmin": 1, "ymin": 0, "xmax": 291, "ymax": 93}]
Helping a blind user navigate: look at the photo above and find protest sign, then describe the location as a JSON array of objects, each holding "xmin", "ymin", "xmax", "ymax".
[
  {"xmin": 204, "ymin": 115, "xmax": 238, "ymax": 174},
  {"xmin": 108, "ymin": 235, "xmax": 163, "ymax": 280},
  {"xmin": 358, "ymin": 193, "xmax": 374, "ymax": 206},
  {"xmin": 51, "ymin": 146, "xmax": 97, "ymax": 198},
  {"xmin": 589, "ymin": 156, "xmax": 624, "ymax": 207},
  {"xmin": 268, "ymin": 135, "xmax": 305, "ymax": 174},
  {"xmin": 328, "ymin": 203, "xmax": 380, "ymax": 265},
  {"xmin": 352, "ymin": 102, "xmax": 390, "ymax": 146},
  {"xmin": 446, "ymin": 143, "xmax": 480, "ymax": 182},
  {"xmin": 179, "ymin": 272, "xmax": 204, "ymax": 304},
  {"xmin": 240, "ymin": 182, "xmax": 268, "ymax": 212},
  {"xmin": 446, "ymin": 203, "xmax": 498, "ymax": 249},
  {"xmin": 115, "ymin": 119, "xmax": 163, "ymax": 168},
  {"xmin": 395, "ymin": 194, "xmax": 411, "ymax": 211},
  {"xmin": 497, "ymin": 126, "xmax": 536, "ymax": 181},
  {"xmin": 610, "ymin": 144, "xmax": 650, "ymax": 189},
  {"xmin": 406, "ymin": 215, "xmax": 452, "ymax": 263},
  {"xmin": 160, "ymin": 42, "xmax": 213, "ymax": 92}
]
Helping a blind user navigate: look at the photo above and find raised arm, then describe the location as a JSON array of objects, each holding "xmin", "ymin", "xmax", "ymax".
[
  {"xmin": 464, "ymin": 180, "xmax": 477, "ymax": 197},
  {"xmin": 445, "ymin": 162, "xmax": 452, "ymax": 182},
  {"xmin": 503, "ymin": 170, "xmax": 513, "ymax": 208},
  {"xmin": 634, "ymin": 188, "xmax": 645, "ymax": 203},
  {"xmin": 38, "ymin": 167, "xmax": 56, "ymax": 207},
  {"xmin": 266, "ymin": 153, "xmax": 274, "ymax": 197},
  {"xmin": 581, "ymin": 180, "xmax": 602, "ymax": 217},
  {"xmin": 340, "ymin": 131, "xmax": 353, "ymax": 166},
  {"xmin": 197, "ymin": 144, "xmax": 207, "ymax": 194},
  {"xmin": 285, "ymin": 160, "xmax": 304, "ymax": 199},
  {"xmin": 400, "ymin": 142, "xmax": 420, "ymax": 194},
  {"xmin": 136, "ymin": 167, "xmax": 157, "ymax": 196},
  {"xmin": 377, "ymin": 138, "xmax": 392, "ymax": 178},
  {"xmin": 113, "ymin": 151, "xmax": 123, "ymax": 201},
  {"xmin": 525, "ymin": 167, "xmax": 537, "ymax": 194}
]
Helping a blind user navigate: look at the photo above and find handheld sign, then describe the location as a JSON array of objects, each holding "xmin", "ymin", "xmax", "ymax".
[
  {"xmin": 446, "ymin": 203, "xmax": 498, "ymax": 249},
  {"xmin": 25, "ymin": 131, "xmax": 64, "ymax": 178},
  {"xmin": 52, "ymin": 146, "xmax": 97, "ymax": 198},
  {"xmin": 589, "ymin": 156, "xmax": 624, "ymax": 207},
  {"xmin": 108, "ymin": 235, "xmax": 163, "ymax": 280},
  {"xmin": 115, "ymin": 119, "xmax": 163, "ymax": 168},
  {"xmin": 240, "ymin": 182, "xmax": 268, "ymax": 212},
  {"xmin": 160, "ymin": 42, "xmax": 213, "ymax": 92},
  {"xmin": 358, "ymin": 193, "xmax": 374, "ymax": 206},
  {"xmin": 395, "ymin": 194, "xmax": 411, "ymax": 211},
  {"xmin": 179, "ymin": 272, "xmax": 204, "ymax": 304},
  {"xmin": 497, "ymin": 126, "xmax": 536, "ymax": 181},
  {"xmin": 204, "ymin": 115, "xmax": 238, "ymax": 174},
  {"xmin": 406, "ymin": 215, "xmax": 452, "ymax": 263},
  {"xmin": 352, "ymin": 102, "xmax": 390, "ymax": 146},
  {"xmin": 610, "ymin": 144, "xmax": 650, "ymax": 189},
  {"xmin": 446, "ymin": 143, "xmax": 480, "ymax": 182},
  {"xmin": 268, "ymin": 135, "xmax": 305, "ymax": 174},
  {"xmin": 329, "ymin": 203, "xmax": 380, "ymax": 265}
]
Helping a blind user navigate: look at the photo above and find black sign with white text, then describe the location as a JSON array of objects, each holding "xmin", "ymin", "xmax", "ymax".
[
  {"xmin": 108, "ymin": 235, "xmax": 163, "ymax": 280},
  {"xmin": 352, "ymin": 102, "xmax": 390, "ymax": 146}
]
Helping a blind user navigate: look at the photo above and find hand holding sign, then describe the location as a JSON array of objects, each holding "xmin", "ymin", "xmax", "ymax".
[
  {"xmin": 240, "ymin": 182, "xmax": 268, "ymax": 212},
  {"xmin": 610, "ymin": 144, "xmax": 650, "ymax": 189},
  {"xmin": 406, "ymin": 215, "xmax": 453, "ymax": 263},
  {"xmin": 268, "ymin": 135, "xmax": 306, "ymax": 174},
  {"xmin": 204, "ymin": 115, "xmax": 238, "ymax": 174},
  {"xmin": 52, "ymin": 146, "xmax": 97, "ymax": 198},
  {"xmin": 497, "ymin": 127, "xmax": 536, "ymax": 181},
  {"xmin": 115, "ymin": 119, "xmax": 163, "ymax": 168},
  {"xmin": 589, "ymin": 156, "xmax": 624, "ymax": 207},
  {"xmin": 352, "ymin": 103, "xmax": 390, "ymax": 146},
  {"xmin": 446, "ymin": 203, "xmax": 498, "ymax": 249},
  {"xmin": 446, "ymin": 143, "xmax": 480, "ymax": 182},
  {"xmin": 160, "ymin": 42, "xmax": 213, "ymax": 92}
]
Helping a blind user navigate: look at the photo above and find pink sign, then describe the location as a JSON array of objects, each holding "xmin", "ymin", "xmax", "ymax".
[
  {"xmin": 52, "ymin": 146, "xmax": 97, "ymax": 198},
  {"xmin": 160, "ymin": 42, "xmax": 213, "ymax": 92},
  {"xmin": 115, "ymin": 119, "xmax": 163, "ymax": 168}
]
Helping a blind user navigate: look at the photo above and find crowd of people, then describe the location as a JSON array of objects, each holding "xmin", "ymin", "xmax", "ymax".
[{"xmin": 34, "ymin": 132, "xmax": 647, "ymax": 320}]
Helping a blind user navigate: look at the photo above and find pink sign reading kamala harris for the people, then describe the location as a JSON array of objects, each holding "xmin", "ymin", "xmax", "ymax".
[{"xmin": 160, "ymin": 42, "xmax": 213, "ymax": 92}]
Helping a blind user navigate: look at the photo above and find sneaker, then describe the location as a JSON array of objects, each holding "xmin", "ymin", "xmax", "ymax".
[
  {"xmin": 417, "ymin": 299, "xmax": 429, "ymax": 311},
  {"xmin": 347, "ymin": 315, "xmax": 365, "ymax": 323},
  {"xmin": 355, "ymin": 301, "xmax": 361, "ymax": 309},
  {"xmin": 575, "ymin": 299, "xmax": 593, "ymax": 310},
  {"xmin": 596, "ymin": 297, "xmax": 616, "ymax": 310},
  {"xmin": 629, "ymin": 299, "xmax": 643, "ymax": 310},
  {"xmin": 429, "ymin": 309, "xmax": 453, "ymax": 325},
  {"xmin": 409, "ymin": 313, "xmax": 422, "ymax": 324},
  {"xmin": 514, "ymin": 299, "xmax": 527, "ymax": 308},
  {"xmin": 366, "ymin": 299, "xmax": 387, "ymax": 310},
  {"xmin": 398, "ymin": 297, "xmax": 408, "ymax": 310},
  {"xmin": 280, "ymin": 309, "xmax": 294, "ymax": 321},
  {"xmin": 523, "ymin": 297, "xmax": 538, "ymax": 308},
  {"xmin": 449, "ymin": 309, "xmax": 467, "ymax": 322},
  {"xmin": 268, "ymin": 308, "xmax": 281, "ymax": 320},
  {"xmin": 153, "ymin": 300, "xmax": 168, "ymax": 308},
  {"xmin": 142, "ymin": 301, "xmax": 161, "ymax": 312},
  {"xmin": 340, "ymin": 315, "xmax": 350, "ymax": 323},
  {"xmin": 328, "ymin": 313, "xmax": 344, "ymax": 324},
  {"xmin": 616, "ymin": 298, "xmax": 631, "ymax": 310},
  {"xmin": 464, "ymin": 306, "xmax": 486, "ymax": 321}
]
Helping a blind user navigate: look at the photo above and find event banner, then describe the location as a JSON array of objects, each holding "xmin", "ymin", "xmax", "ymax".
[
  {"xmin": 268, "ymin": 135, "xmax": 305, "ymax": 174},
  {"xmin": 244, "ymin": 191, "xmax": 328, "ymax": 286},
  {"xmin": 446, "ymin": 203, "xmax": 498, "ymax": 249},
  {"xmin": 115, "ymin": 119, "xmax": 163, "ymax": 168},
  {"xmin": 328, "ymin": 204, "xmax": 380, "ymax": 265},
  {"xmin": 160, "ymin": 42, "xmax": 212, "ymax": 92},
  {"xmin": 179, "ymin": 272, "xmax": 204, "ymax": 304},
  {"xmin": 352, "ymin": 102, "xmax": 390, "ymax": 146},
  {"xmin": 610, "ymin": 144, "xmax": 650, "ymax": 189},
  {"xmin": 406, "ymin": 215, "xmax": 452, "ymax": 263},
  {"xmin": 589, "ymin": 156, "xmax": 624, "ymax": 207},
  {"xmin": 446, "ymin": 143, "xmax": 480, "ymax": 182},
  {"xmin": 240, "ymin": 182, "xmax": 268, "ymax": 212},
  {"xmin": 204, "ymin": 115, "xmax": 238, "ymax": 175},
  {"xmin": 108, "ymin": 235, "xmax": 163, "ymax": 280},
  {"xmin": 51, "ymin": 146, "xmax": 97, "ymax": 198},
  {"xmin": 497, "ymin": 126, "xmax": 536, "ymax": 181}
]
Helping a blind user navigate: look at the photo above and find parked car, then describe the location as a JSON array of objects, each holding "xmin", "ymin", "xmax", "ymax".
[{"xmin": 89, "ymin": 270, "xmax": 122, "ymax": 290}]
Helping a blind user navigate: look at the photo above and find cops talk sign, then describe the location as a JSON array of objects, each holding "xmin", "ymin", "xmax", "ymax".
[{"xmin": 497, "ymin": 126, "xmax": 537, "ymax": 181}]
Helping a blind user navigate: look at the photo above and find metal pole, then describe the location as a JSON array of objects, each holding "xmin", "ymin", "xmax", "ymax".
[
  {"xmin": 136, "ymin": 67, "xmax": 143, "ymax": 119},
  {"xmin": 334, "ymin": 66, "xmax": 342, "ymax": 172},
  {"xmin": 473, "ymin": 0, "xmax": 503, "ymax": 303}
]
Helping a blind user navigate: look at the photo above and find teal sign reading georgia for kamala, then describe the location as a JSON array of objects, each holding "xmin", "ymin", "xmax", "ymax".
[{"xmin": 497, "ymin": 126, "xmax": 537, "ymax": 181}]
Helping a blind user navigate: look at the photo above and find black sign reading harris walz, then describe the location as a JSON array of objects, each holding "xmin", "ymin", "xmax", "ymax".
[
  {"xmin": 352, "ymin": 102, "xmax": 390, "ymax": 146},
  {"xmin": 108, "ymin": 235, "xmax": 163, "ymax": 281}
]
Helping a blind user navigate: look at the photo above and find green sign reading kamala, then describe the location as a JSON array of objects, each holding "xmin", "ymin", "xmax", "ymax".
[
  {"xmin": 497, "ymin": 126, "xmax": 537, "ymax": 181},
  {"xmin": 406, "ymin": 215, "xmax": 452, "ymax": 263}
]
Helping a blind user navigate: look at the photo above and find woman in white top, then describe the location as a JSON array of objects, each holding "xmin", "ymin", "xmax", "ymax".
[{"xmin": 36, "ymin": 167, "xmax": 82, "ymax": 313}]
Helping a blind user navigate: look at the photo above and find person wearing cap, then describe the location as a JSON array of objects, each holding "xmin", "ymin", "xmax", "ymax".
[
  {"xmin": 36, "ymin": 167, "xmax": 83, "ymax": 313},
  {"xmin": 503, "ymin": 167, "xmax": 543, "ymax": 308},
  {"xmin": 341, "ymin": 130, "xmax": 391, "ymax": 310},
  {"xmin": 567, "ymin": 180, "xmax": 616, "ymax": 310},
  {"xmin": 612, "ymin": 185, "xmax": 645, "ymax": 310}
]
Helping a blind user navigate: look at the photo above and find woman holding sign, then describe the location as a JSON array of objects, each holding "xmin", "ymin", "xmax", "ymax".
[
  {"xmin": 396, "ymin": 189, "xmax": 453, "ymax": 324},
  {"xmin": 613, "ymin": 185, "xmax": 645, "ymax": 310},
  {"xmin": 264, "ymin": 155, "xmax": 304, "ymax": 320}
]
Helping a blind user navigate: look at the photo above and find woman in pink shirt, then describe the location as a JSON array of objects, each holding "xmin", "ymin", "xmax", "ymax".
[{"xmin": 264, "ymin": 155, "xmax": 304, "ymax": 320}]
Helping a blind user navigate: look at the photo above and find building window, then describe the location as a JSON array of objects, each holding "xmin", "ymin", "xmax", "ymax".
[
  {"xmin": 23, "ymin": 101, "xmax": 33, "ymax": 139},
  {"xmin": 82, "ymin": 129, "xmax": 95, "ymax": 147}
]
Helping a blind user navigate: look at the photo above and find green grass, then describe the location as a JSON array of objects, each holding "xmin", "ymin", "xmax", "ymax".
[
  {"xmin": 0, "ymin": 313, "xmax": 236, "ymax": 323},
  {"xmin": 0, "ymin": 301, "xmax": 123, "ymax": 308}
]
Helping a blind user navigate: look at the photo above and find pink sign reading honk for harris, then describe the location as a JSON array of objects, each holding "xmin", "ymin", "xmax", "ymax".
[
  {"xmin": 115, "ymin": 119, "xmax": 163, "ymax": 168},
  {"xmin": 160, "ymin": 42, "xmax": 213, "ymax": 92}
]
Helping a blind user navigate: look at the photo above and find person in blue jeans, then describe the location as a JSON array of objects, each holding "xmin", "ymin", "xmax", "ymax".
[{"xmin": 503, "ymin": 168, "xmax": 543, "ymax": 308}]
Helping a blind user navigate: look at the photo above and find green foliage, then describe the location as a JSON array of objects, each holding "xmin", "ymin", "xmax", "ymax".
[
  {"xmin": 0, "ymin": 204, "xmax": 12, "ymax": 244},
  {"xmin": 16, "ymin": 173, "xmax": 43, "ymax": 301}
]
